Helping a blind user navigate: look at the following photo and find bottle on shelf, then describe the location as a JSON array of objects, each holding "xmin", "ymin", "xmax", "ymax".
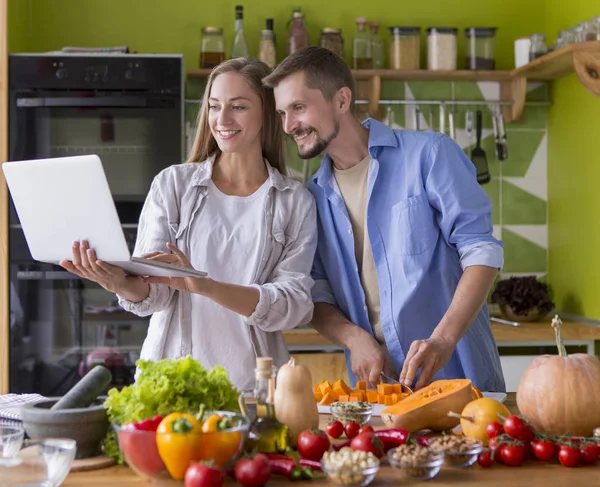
[
  {"xmin": 231, "ymin": 5, "xmax": 250, "ymax": 59},
  {"xmin": 259, "ymin": 18, "xmax": 277, "ymax": 69},
  {"xmin": 369, "ymin": 21, "xmax": 384, "ymax": 69},
  {"xmin": 199, "ymin": 26, "xmax": 225, "ymax": 68},
  {"xmin": 353, "ymin": 17, "xmax": 373, "ymax": 69},
  {"xmin": 287, "ymin": 6, "xmax": 310, "ymax": 56}
]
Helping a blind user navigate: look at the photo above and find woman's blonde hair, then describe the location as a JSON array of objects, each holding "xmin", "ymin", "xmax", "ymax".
[{"xmin": 187, "ymin": 58, "xmax": 286, "ymax": 175}]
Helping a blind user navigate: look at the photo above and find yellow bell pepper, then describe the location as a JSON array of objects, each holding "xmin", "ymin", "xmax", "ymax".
[
  {"xmin": 156, "ymin": 412, "xmax": 203, "ymax": 480},
  {"xmin": 199, "ymin": 414, "xmax": 243, "ymax": 467}
]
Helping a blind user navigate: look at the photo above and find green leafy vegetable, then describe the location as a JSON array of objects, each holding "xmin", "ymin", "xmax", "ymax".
[{"xmin": 103, "ymin": 356, "xmax": 240, "ymax": 462}]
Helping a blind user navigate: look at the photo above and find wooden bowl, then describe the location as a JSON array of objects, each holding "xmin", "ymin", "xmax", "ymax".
[{"xmin": 500, "ymin": 305, "xmax": 547, "ymax": 323}]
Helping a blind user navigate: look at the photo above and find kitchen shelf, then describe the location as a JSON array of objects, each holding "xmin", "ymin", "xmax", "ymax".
[{"xmin": 186, "ymin": 41, "xmax": 600, "ymax": 123}]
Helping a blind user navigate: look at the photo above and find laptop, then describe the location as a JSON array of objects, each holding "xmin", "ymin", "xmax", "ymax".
[{"xmin": 2, "ymin": 155, "xmax": 208, "ymax": 278}]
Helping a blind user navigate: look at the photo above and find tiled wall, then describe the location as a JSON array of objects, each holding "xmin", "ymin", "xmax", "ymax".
[{"xmin": 186, "ymin": 78, "xmax": 549, "ymax": 278}]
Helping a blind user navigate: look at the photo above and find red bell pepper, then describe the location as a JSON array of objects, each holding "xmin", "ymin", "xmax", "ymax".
[{"xmin": 119, "ymin": 415, "xmax": 166, "ymax": 477}]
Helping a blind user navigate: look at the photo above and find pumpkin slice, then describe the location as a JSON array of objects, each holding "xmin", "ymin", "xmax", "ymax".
[
  {"xmin": 356, "ymin": 380, "xmax": 367, "ymax": 390},
  {"xmin": 331, "ymin": 379, "xmax": 351, "ymax": 399},
  {"xmin": 471, "ymin": 386, "xmax": 483, "ymax": 399},
  {"xmin": 381, "ymin": 379, "xmax": 473, "ymax": 432},
  {"xmin": 365, "ymin": 390, "xmax": 379, "ymax": 403}
]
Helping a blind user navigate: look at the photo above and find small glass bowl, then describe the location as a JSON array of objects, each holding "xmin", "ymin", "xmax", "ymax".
[
  {"xmin": 440, "ymin": 443, "xmax": 484, "ymax": 468},
  {"xmin": 320, "ymin": 458, "xmax": 379, "ymax": 487},
  {"xmin": 387, "ymin": 447, "xmax": 445, "ymax": 481},
  {"xmin": 0, "ymin": 426, "xmax": 25, "ymax": 458},
  {"xmin": 330, "ymin": 402, "xmax": 374, "ymax": 426}
]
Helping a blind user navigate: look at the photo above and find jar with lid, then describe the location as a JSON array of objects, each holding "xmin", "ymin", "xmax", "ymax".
[
  {"xmin": 595, "ymin": 16, "xmax": 600, "ymax": 40},
  {"xmin": 389, "ymin": 27, "xmax": 421, "ymax": 70},
  {"xmin": 352, "ymin": 17, "xmax": 372, "ymax": 69},
  {"xmin": 259, "ymin": 18, "xmax": 276, "ymax": 68},
  {"xmin": 427, "ymin": 27, "xmax": 457, "ymax": 70},
  {"xmin": 369, "ymin": 21, "xmax": 384, "ymax": 69},
  {"xmin": 319, "ymin": 28, "xmax": 344, "ymax": 59},
  {"xmin": 465, "ymin": 27, "xmax": 497, "ymax": 70},
  {"xmin": 287, "ymin": 7, "xmax": 309, "ymax": 56},
  {"xmin": 579, "ymin": 20, "xmax": 597, "ymax": 41},
  {"xmin": 529, "ymin": 33, "xmax": 548, "ymax": 61},
  {"xmin": 200, "ymin": 26, "xmax": 225, "ymax": 68}
]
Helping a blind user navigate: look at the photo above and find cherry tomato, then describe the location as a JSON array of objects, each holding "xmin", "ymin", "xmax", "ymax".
[
  {"xmin": 297, "ymin": 429, "xmax": 331, "ymax": 461},
  {"xmin": 350, "ymin": 431, "xmax": 384, "ymax": 458},
  {"xmin": 477, "ymin": 450, "xmax": 494, "ymax": 468},
  {"xmin": 488, "ymin": 438, "xmax": 504, "ymax": 463},
  {"xmin": 503, "ymin": 415, "xmax": 534, "ymax": 442},
  {"xmin": 326, "ymin": 419, "xmax": 344, "ymax": 439},
  {"xmin": 531, "ymin": 440, "xmax": 556, "ymax": 461},
  {"xmin": 345, "ymin": 422, "xmax": 360, "ymax": 439},
  {"xmin": 185, "ymin": 462, "xmax": 225, "ymax": 487},
  {"xmin": 485, "ymin": 421, "xmax": 504, "ymax": 440},
  {"xmin": 579, "ymin": 444, "xmax": 599, "ymax": 465},
  {"xmin": 500, "ymin": 444, "xmax": 526, "ymax": 466},
  {"xmin": 359, "ymin": 425, "xmax": 374, "ymax": 434},
  {"xmin": 234, "ymin": 453, "xmax": 271, "ymax": 487},
  {"xmin": 558, "ymin": 445, "xmax": 580, "ymax": 468}
]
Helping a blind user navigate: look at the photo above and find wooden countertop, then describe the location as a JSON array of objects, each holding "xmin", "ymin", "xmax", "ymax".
[
  {"xmin": 63, "ymin": 393, "xmax": 599, "ymax": 487},
  {"xmin": 283, "ymin": 319, "xmax": 600, "ymax": 348}
]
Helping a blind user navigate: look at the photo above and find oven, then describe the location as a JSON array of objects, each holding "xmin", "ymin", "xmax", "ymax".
[{"xmin": 8, "ymin": 53, "xmax": 184, "ymax": 395}]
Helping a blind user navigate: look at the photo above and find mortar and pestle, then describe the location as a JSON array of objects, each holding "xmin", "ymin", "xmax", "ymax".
[{"xmin": 20, "ymin": 365, "xmax": 113, "ymax": 459}]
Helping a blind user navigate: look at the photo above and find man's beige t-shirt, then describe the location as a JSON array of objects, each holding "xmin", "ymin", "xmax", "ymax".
[{"xmin": 333, "ymin": 156, "xmax": 395, "ymax": 376}]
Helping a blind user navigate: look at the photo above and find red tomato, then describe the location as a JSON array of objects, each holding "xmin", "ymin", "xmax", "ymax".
[
  {"xmin": 185, "ymin": 462, "xmax": 225, "ymax": 487},
  {"xmin": 118, "ymin": 428, "xmax": 165, "ymax": 477},
  {"xmin": 477, "ymin": 450, "xmax": 494, "ymax": 468},
  {"xmin": 326, "ymin": 419, "xmax": 344, "ymax": 439},
  {"xmin": 359, "ymin": 425, "xmax": 374, "ymax": 434},
  {"xmin": 350, "ymin": 432, "xmax": 384, "ymax": 458},
  {"xmin": 488, "ymin": 438, "xmax": 504, "ymax": 463},
  {"xmin": 558, "ymin": 445, "xmax": 580, "ymax": 468},
  {"xmin": 531, "ymin": 440, "xmax": 556, "ymax": 461},
  {"xmin": 485, "ymin": 421, "xmax": 504, "ymax": 440},
  {"xmin": 579, "ymin": 445, "xmax": 598, "ymax": 465},
  {"xmin": 500, "ymin": 444, "xmax": 526, "ymax": 466},
  {"xmin": 234, "ymin": 454, "xmax": 271, "ymax": 487},
  {"xmin": 503, "ymin": 415, "xmax": 534, "ymax": 442},
  {"xmin": 297, "ymin": 429, "xmax": 331, "ymax": 461},
  {"xmin": 345, "ymin": 422, "xmax": 360, "ymax": 439}
]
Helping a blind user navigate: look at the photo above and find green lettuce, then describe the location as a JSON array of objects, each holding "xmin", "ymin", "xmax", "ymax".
[{"xmin": 103, "ymin": 356, "xmax": 241, "ymax": 461}]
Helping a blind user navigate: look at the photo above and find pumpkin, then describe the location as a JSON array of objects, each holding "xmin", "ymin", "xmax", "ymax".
[
  {"xmin": 380, "ymin": 379, "xmax": 473, "ymax": 432},
  {"xmin": 449, "ymin": 397, "xmax": 511, "ymax": 445},
  {"xmin": 274, "ymin": 357, "xmax": 319, "ymax": 444},
  {"xmin": 516, "ymin": 315, "xmax": 600, "ymax": 437},
  {"xmin": 471, "ymin": 386, "xmax": 483, "ymax": 399}
]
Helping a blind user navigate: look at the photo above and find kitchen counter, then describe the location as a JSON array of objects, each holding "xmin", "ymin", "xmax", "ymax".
[{"xmin": 62, "ymin": 393, "xmax": 598, "ymax": 487}]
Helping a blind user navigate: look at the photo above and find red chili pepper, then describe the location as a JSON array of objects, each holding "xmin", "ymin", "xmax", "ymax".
[
  {"xmin": 298, "ymin": 458, "xmax": 322, "ymax": 472},
  {"xmin": 132, "ymin": 415, "xmax": 164, "ymax": 432},
  {"xmin": 373, "ymin": 429, "xmax": 410, "ymax": 451},
  {"xmin": 263, "ymin": 454, "xmax": 303, "ymax": 480}
]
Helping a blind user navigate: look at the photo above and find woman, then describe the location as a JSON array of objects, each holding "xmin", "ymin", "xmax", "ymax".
[{"xmin": 59, "ymin": 59, "xmax": 317, "ymax": 391}]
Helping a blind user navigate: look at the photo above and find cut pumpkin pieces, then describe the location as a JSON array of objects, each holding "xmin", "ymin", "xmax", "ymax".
[{"xmin": 313, "ymin": 378, "xmax": 413, "ymax": 407}]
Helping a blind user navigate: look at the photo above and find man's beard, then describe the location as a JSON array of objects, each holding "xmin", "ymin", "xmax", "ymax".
[{"xmin": 292, "ymin": 119, "xmax": 340, "ymax": 160}]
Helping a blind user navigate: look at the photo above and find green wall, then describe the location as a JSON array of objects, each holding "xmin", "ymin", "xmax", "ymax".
[
  {"xmin": 546, "ymin": 1, "xmax": 600, "ymax": 318},
  {"xmin": 8, "ymin": 0, "xmax": 31, "ymax": 52},
  {"xmin": 12, "ymin": 0, "xmax": 544, "ymax": 70}
]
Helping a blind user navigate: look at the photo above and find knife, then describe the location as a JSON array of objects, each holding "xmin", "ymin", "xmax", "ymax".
[{"xmin": 490, "ymin": 316, "xmax": 520, "ymax": 327}]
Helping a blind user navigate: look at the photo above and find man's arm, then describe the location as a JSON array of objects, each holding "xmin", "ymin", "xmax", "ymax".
[
  {"xmin": 312, "ymin": 303, "xmax": 384, "ymax": 385},
  {"xmin": 399, "ymin": 265, "xmax": 498, "ymax": 389}
]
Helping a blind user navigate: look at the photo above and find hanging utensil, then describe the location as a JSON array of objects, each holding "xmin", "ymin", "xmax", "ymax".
[
  {"xmin": 448, "ymin": 106, "xmax": 456, "ymax": 140},
  {"xmin": 471, "ymin": 110, "xmax": 491, "ymax": 185},
  {"xmin": 414, "ymin": 105, "xmax": 421, "ymax": 131},
  {"xmin": 428, "ymin": 106, "xmax": 434, "ymax": 131},
  {"xmin": 439, "ymin": 103, "xmax": 446, "ymax": 135},
  {"xmin": 465, "ymin": 110, "xmax": 474, "ymax": 158},
  {"xmin": 492, "ymin": 106, "xmax": 504, "ymax": 161},
  {"xmin": 498, "ymin": 110, "xmax": 508, "ymax": 160}
]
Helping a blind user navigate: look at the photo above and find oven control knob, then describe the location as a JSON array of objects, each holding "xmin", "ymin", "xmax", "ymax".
[
  {"xmin": 55, "ymin": 68, "xmax": 67, "ymax": 79},
  {"xmin": 125, "ymin": 69, "xmax": 133, "ymax": 80}
]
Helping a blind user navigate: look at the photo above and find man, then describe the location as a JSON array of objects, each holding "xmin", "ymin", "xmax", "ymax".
[{"xmin": 263, "ymin": 46, "xmax": 505, "ymax": 392}]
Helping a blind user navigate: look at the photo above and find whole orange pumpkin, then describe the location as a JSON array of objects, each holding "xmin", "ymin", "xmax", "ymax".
[{"xmin": 516, "ymin": 315, "xmax": 600, "ymax": 437}]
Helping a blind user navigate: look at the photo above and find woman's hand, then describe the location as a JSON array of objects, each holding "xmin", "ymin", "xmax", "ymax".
[
  {"xmin": 60, "ymin": 240, "xmax": 134, "ymax": 294},
  {"xmin": 142, "ymin": 242, "xmax": 211, "ymax": 295}
]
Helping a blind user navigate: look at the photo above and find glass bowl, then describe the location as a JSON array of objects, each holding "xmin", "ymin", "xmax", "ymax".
[
  {"xmin": 0, "ymin": 438, "xmax": 77, "ymax": 487},
  {"xmin": 114, "ymin": 410, "xmax": 249, "ymax": 485},
  {"xmin": 320, "ymin": 447, "xmax": 380, "ymax": 487},
  {"xmin": 428, "ymin": 436, "xmax": 484, "ymax": 468},
  {"xmin": 329, "ymin": 402, "xmax": 374, "ymax": 426},
  {"xmin": 0, "ymin": 426, "xmax": 25, "ymax": 458},
  {"xmin": 387, "ymin": 445, "xmax": 445, "ymax": 481}
]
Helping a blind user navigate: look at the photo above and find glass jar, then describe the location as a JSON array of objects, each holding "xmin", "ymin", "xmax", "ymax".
[
  {"xmin": 595, "ymin": 16, "xmax": 600, "ymax": 40},
  {"xmin": 427, "ymin": 27, "xmax": 457, "ymax": 70},
  {"xmin": 259, "ymin": 30, "xmax": 276, "ymax": 69},
  {"xmin": 389, "ymin": 27, "xmax": 421, "ymax": 70},
  {"xmin": 465, "ymin": 27, "xmax": 497, "ymax": 70},
  {"xmin": 200, "ymin": 26, "xmax": 225, "ymax": 68},
  {"xmin": 353, "ymin": 17, "xmax": 372, "ymax": 69},
  {"xmin": 319, "ymin": 27, "xmax": 344, "ymax": 59},
  {"xmin": 529, "ymin": 33, "xmax": 548, "ymax": 61},
  {"xmin": 580, "ymin": 20, "xmax": 597, "ymax": 41},
  {"xmin": 287, "ymin": 9, "xmax": 309, "ymax": 56},
  {"xmin": 369, "ymin": 21, "xmax": 384, "ymax": 69}
]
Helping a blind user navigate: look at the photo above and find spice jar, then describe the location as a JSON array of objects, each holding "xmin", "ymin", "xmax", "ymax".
[
  {"xmin": 369, "ymin": 21, "xmax": 384, "ymax": 69},
  {"xmin": 200, "ymin": 26, "xmax": 225, "ymax": 69},
  {"xmin": 389, "ymin": 27, "xmax": 421, "ymax": 70},
  {"xmin": 427, "ymin": 28, "xmax": 457, "ymax": 70},
  {"xmin": 353, "ymin": 17, "xmax": 372, "ymax": 69},
  {"xmin": 259, "ymin": 18, "xmax": 276, "ymax": 69},
  {"xmin": 465, "ymin": 27, "xmax": 497, "ymax": 70},
  {"xmin": 319, "ymin": 27, "xmax": 344, "ymax": 59},
  {"xmin": 529, "ymin": 33, "xmax": 548, "ymax": 61},
  {"xmin": 287, "ymin": 8, "xmax": 309, "ymax": 56}
]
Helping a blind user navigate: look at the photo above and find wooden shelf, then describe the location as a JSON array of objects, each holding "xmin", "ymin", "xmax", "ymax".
[{"xmin": 186, "ymin": 41, "xmax": 600, "ymax": 123}]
